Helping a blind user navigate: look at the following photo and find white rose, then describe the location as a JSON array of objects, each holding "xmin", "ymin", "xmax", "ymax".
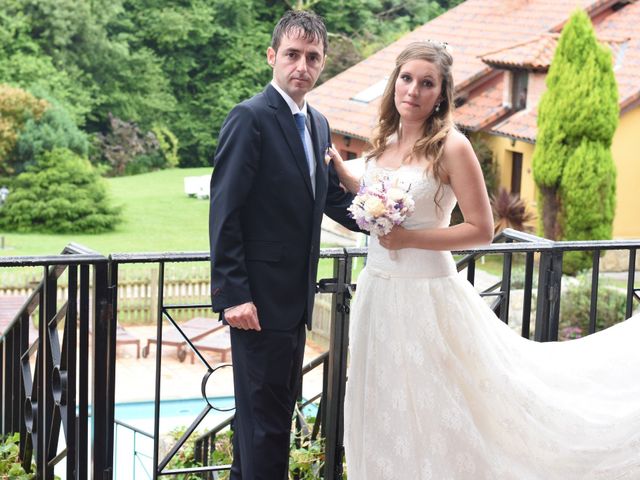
[
  {"xmin": 387, "ymin": 187, "xmax": 406, "ymax": 203},
  {"xmin": 363, "ymin": 196, "xmax": 386, "ymax": 217}
]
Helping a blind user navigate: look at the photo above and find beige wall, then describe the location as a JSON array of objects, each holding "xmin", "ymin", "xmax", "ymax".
[
  {"xmin": 475, "ymin": 132, "xmax": 537, "ymax": 207},
  {"xmin": 611, "ymin": 105, "xmax": 640, "ymax": 239},
  {"xmin": 478, "ymin": 104, "xmax": 640, "ymax": 239}
]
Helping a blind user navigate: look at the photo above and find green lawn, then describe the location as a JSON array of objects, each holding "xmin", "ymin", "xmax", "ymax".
[
  {"xmin": 0, "ymin": 167, "xmax": 352, "ymax": 280},
  {"xmin": 0, "ymin": 167, "xmax": 212, "ymax": 256}
]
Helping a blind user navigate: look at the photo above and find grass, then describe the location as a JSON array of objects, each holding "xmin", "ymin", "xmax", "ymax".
[
  {"xmin": 0, "ymin": 167, "xmax": 212, "ymax": 256},
  {"xmin": 0, "ymin": 167, "xmax": 356, "ymax": 281}
]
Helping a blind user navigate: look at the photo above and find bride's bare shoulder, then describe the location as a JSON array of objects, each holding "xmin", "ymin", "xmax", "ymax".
[
  {"xmin": 442, "ymin": 128, "xmax": 471, "ymax": 155},
  {"xmin": 442, "ymin": 128, "xmax": 477, "ymax": 170}
]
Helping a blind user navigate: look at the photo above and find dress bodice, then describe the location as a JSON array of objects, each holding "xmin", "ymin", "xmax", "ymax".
[{"xmin": 362, "ymin": 159, "xmax": 458, "ymax": 278}]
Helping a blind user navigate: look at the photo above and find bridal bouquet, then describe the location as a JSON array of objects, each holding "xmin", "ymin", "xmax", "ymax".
[{"xmin": 348, "ymin": 179, "xmax": 415, "ymax": 237}]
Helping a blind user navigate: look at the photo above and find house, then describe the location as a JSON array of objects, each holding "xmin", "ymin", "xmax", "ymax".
[{"xmin": 308, "ymin": 0, "xmax": 640, "ymax": 238}]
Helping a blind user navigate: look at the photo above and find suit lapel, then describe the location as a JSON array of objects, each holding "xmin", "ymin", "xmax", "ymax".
[{"xmin": 267, "ymin": 86, "xmax": 315, "ymax": 198}]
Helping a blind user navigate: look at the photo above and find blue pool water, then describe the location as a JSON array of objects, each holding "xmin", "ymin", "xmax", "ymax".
[
  {"xmin": 114, "ymin": 396, "xmax": 236, "ymax": 435},
  {"xmin": 112, "ymin": 396, "xmax": 318, "ymax": 479}
]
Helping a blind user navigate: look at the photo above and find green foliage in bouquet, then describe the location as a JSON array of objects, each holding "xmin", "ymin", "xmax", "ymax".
[{"xmin": 0, "ymin": 148, "xmax": 121, "ymax": 233}]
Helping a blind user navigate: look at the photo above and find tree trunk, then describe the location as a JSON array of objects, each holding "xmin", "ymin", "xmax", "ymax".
[{"xmin": 540, "ymin": 186, "xmax": 561, "ymax": 240}]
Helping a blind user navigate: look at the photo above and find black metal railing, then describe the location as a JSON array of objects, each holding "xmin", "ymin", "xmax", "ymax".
[
  {"xmin": 0, "ymin": 244, "xmax": 115, "ymax": 479},
  {"xmin": 1, "ymin": 230, "xmax": 638, "ymax": 479}
]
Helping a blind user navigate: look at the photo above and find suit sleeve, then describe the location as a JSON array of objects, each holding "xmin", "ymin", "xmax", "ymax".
[{"xmin": 209, "ymin": 104, "xmax": 260, "ymax": 312}]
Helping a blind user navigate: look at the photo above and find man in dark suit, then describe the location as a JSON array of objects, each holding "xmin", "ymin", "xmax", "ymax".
[{"xmin": 209, "ymin": 10, "xmax": 358, "ymax": 479}]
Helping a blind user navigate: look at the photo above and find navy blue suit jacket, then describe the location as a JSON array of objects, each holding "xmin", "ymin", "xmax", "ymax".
[{"xmin": 209, "ymin": 84, "xmax": 357, "ymax": 330}]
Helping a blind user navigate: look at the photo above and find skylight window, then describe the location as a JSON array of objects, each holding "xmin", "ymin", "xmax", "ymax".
[{"xmin": 351, "ymin": 78, "xmax": 388, "ymax": 104}]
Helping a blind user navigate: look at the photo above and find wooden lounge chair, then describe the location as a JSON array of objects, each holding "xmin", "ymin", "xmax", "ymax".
[
  {"xmin": 141, "ymin": 316, "xmax": 223, "ymax": 362},
  {"xmin": 189, "ymin": 328, "xmax": 231, "ymax": 364},
  {"xmin": 0, "ymin": 294, "xmax": 32, "ymax": 336},
  {"xmin": 116, "ymin": 324, "xmax": 141, "ymax": 358}
]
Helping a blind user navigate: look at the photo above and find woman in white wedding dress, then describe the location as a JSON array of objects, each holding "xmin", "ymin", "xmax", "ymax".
[{"xmin": 327, "ymin": 41, "xmax": 640, "ymax": 479}]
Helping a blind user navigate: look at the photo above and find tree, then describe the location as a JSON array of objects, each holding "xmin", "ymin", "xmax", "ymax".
[
  {"xmin": 532, "ymin": 9, "xmax": 618, "ymax": 273},
  {"xmin": 0, "ymin": 84, "xmax": 49, "ymax": 177},
  {"xmin": 12, "ymin": 102, "xmax": 90, "ymax": 174},
  {"xmin": 0, "ymin": 148, "xmax": 121, "ymax": 233}
]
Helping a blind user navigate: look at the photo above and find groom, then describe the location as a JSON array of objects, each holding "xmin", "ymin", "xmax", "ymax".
[{"xmin": 209, "ymin": 10, "xmax": 358, "ymax": 479}]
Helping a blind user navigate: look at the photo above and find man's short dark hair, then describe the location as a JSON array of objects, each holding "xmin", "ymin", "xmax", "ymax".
[{"xmin": 271, "ymin": 10, "xmax": 328, "ymax": 55}]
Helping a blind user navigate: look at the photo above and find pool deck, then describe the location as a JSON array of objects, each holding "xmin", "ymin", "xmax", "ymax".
[{"xmin": 115, "ymin": 325, "xmax": 326, "ymax": 404}]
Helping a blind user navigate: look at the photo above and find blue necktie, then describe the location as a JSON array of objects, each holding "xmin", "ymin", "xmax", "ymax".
[{"xmin": 294, "ymin": 113, "xmax": 315, "ymax": 194}]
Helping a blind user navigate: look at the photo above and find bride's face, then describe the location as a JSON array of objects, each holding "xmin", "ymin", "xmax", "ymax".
[{"xmin": 394, "ymin": 59, "xmax": 443, "ymax": 123}]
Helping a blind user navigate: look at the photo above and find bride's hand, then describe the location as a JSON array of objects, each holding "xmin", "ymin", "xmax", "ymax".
[
  {"xmin": 326, "ymin": 146, "xmax": 360, "ymax": 194},
  {"xmin": 379, "ymin": 226, "xmax": 411, "ymax": 250},
  {"xmin": 325, "ymin": 146, "xmax": 342, "ymax": 166}
]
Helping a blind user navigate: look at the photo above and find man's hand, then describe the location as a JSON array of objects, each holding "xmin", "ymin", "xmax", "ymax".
[{"xmin": 224, "ymin": 302, "xmax": 261, "ymax": 331}]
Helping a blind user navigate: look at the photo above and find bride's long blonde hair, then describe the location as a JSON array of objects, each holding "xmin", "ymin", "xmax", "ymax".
[{"xmin": 367, "ymin": 41, "xmax": 455, "ymax": 203}]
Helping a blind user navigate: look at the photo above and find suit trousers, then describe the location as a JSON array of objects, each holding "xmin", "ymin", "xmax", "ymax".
[{"xmin": 229, "ymin": 321, "xmax": 306, "ymax": 480}]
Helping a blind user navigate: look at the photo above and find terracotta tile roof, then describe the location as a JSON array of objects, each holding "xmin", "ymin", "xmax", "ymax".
[
  {"xmin": 488, "ymin": 0, "xmax": 640, "ymax": 141},
  {"xmin": 481, "ymin": 34, "xmax": 560, "ymax": 71},
  {"xmin": 481, "ymin": 33, "xmax": 628, "ymax": 72},
  {"xmin": 490, "ymin": 108, "xmax": 539, "ymax": 142},
  {"xmin": 594, "ymin": 1, "xmax": 640, "ymax": 112},
  {"xmin": 310, "ymin": 0, "xmax": 640, "ymax": 142},
  {"xmin": 454, "ymin": 73, "xmax": 511, "ymax": 131},
  {"xmin": 308, "ymin": 0, "xmax": 602, "ymax": 140}
]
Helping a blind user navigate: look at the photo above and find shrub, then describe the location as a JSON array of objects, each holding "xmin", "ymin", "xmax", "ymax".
[
  {"xmin": 533, "ymin": 10, "xmax": 617, "ymax": 248},
  {"xmin": 558, "ymin": 272, "xmax": 626, "ymax": 340},
  {"xmin": 0, "ymin": 433, "xmax": 34, "ymax": 479},
  {"xmin": 153, "ymin": 125, "xmax": 180, "ymax": 168},
  {"xmin": 0, "ymin": 148, "xmax": 121, "ymax": 233},
  {"xmin": 93, "ymin": 114, "xmax": 167, "ymax": 176},
  {"xmin": 0, "ymin": 84, "xmax": 49, "ymax": 176},
  {"xmin": 12, "ymin": 104, "xmax": 89, "ymax": 174},
  {"xmin": 491, "ymin": 187, "xmax": 536, "ymax": 234},
  {"xmin": 471, "ymin": 136, "xmax": 499, "ymax": 196}
]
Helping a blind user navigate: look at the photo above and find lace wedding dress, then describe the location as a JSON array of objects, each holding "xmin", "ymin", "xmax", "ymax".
[{"xmin": 343, "ymin": 160, "xmax": 640, "ymax": 479}]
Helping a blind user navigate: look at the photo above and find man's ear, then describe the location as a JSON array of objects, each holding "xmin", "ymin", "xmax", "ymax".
[{"xmin": 267, "ymin": 47, "xmax": 276, "ymax": 67}]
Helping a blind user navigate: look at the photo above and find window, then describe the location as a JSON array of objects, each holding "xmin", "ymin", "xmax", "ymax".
[
  {"xmin": 511, "ymin": 151, "xmax": 523, "ymax": 197},
  {"xmin": 511, "ymin": 71, "xmax": 528, "ymax": 111}
]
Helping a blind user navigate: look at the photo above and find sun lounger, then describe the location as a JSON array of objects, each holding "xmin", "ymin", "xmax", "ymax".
[
  {"xmin": 0, "ymin": 294, "xmax": 33, "ymax": 337},
  {"xmin": 116, "ymin": 324, "xmax": 141, "ymax": 358},
  {"xmin": 189, "ymin": 328, "xmax": 231, "ymax": 364},
  {"xmin": 142, "ymin": 316, "xmax": 224, "ymax": 362}
]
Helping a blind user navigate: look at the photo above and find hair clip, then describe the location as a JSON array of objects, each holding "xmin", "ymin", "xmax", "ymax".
[{"xmin": 425, "ymin": 39, "xmax": 451, "ymax": 52}]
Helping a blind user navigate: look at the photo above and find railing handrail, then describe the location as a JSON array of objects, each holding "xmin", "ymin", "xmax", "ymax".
[{"xmin": 0, "ymin": 253, "xmax": 107, "ymax": 267}]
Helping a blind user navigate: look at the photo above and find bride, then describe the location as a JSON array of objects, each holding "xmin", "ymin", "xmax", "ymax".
[{"xmin": 327, "ymin": 41, "xmax": 640, "ymax": 479}]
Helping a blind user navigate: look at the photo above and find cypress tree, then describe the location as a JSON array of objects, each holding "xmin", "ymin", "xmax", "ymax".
[{"xmin": 532, "ymin": 9, "xmax": 618, "ymax": 273}]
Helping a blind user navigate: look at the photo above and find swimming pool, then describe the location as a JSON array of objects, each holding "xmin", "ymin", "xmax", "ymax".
[
  {"xmin": 114, "ymin": 396, "xmax": 235, "ymax": 434},
  {"xmin": 112, "ymin": 397, "xmax": 317, "ymax": 479},
  {"xmin": 113, "ymin": 396, "xmax": 235, "ymax": 480}
]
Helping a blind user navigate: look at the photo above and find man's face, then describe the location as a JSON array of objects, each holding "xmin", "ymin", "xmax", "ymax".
[{"xmin": 267, "ymin": 30, "xmax": 326, "ymax": 107}]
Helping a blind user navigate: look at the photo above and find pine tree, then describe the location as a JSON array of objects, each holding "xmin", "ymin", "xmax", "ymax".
[{"xmin": 532, "ymin": 9, "xmax": 618, "ymax": 273}]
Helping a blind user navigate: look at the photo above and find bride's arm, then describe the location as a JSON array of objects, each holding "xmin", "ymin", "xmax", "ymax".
[
  {"xmin": 379, "ymin": 130, "xmax": 494, "ymax": 251},
  {"xmin": 325, "ymin": 146, "xmax": 361, "ymax": 194}
]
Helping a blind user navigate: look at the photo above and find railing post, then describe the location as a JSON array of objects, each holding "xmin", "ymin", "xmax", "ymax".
[
  {"xmin": 626, "ymin": 249, "xmax": 637, "ymax": 319},
  {"xmin": 92, "ymin": 261, "xmax": 115, "ymax": 479},
  {"xmin": 534, "ymin": 250, "xmax": 563, "ymax": 342},
  {"xmin": 498, "ymin": 250, "xmax": 513, "ymax": 323},
  {"xmin": 323, "ymin": 250, "xmax": 352, "ymax": 480}
]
